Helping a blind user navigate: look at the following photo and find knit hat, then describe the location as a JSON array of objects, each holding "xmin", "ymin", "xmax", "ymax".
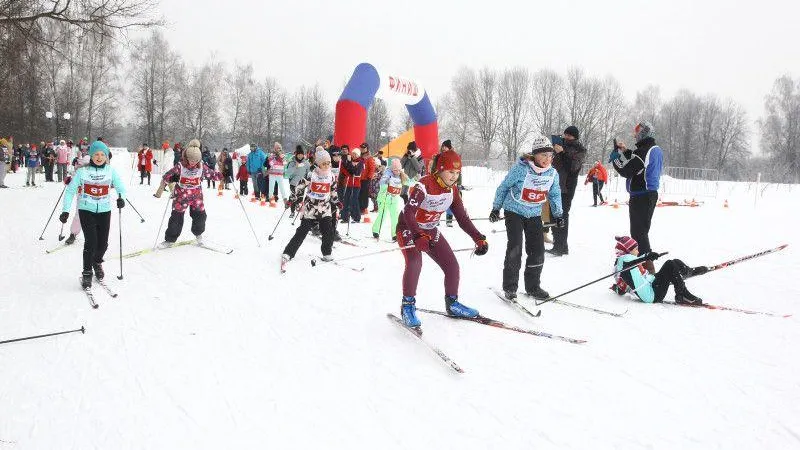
[
  {"xmin": 615, "ymin": 236, "xmax": 638, "ymax": 255},
  {"xmin": 350, "ymin": 148, "xmax": 361, "ymax": 158},
  {"xmin": 634, "ymin": 121, "xmax": 655, "ymax": 143},
  {"xmin": 360, "ymin": 142, "xmax": 369, "ymax": 149},
  {"xmin": 295, "ymin": 145, "xmax": 304, "ymax": 155},
  {"xmin": 433, "ymin": 150, "xmax": 462, "ymax": 173},
  {"xmin": 185, "ymin": 139, "xmax": 202, "ymax": 164},
  {"xmin": 441, "ymin": 139, "xmax": 453, "ymax": 150},
  {"xmin": 407, "ymin": 141, "xmax": 417, "ymax": 151},
  {"xmin": 315, "ymin": 148, "xmax": 331, "ymax": 164},
  {"xmin": 530, "ymin": 135, "xmax": 554, "ymax": 155},
  {"xmin": 391, "ymin": 158, "xmax": 402, "ymax": 172},
  {"xmin": 564, "ymin": 125, "xmax": 580, "ymax": 139},
  {"xmin": 89, "ymin": 140, "xmax": 110, "ymax": 159}
]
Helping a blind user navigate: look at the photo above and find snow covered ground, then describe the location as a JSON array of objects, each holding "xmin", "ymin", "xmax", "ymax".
[{"xmin": 1, "ymin": 151, "xmax": 799, "ymax": 450}]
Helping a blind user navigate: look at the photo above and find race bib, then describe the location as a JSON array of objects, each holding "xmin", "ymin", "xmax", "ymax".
[
  {"xmin": 84, "ymin": 183, "xmax": 109, "ymax": 198},
  {"xmin": 415, "ymin": 209, "xmax": 443, "ymax": 230},
  {"xmin": 310, "ymin": 182, "xmax": 330, "ymax": 194},
  {"xmin": 179, "ymin": 176, "xmax": 201, "ymax": 187},
  {"xmin": 518, "ymin": 172, "xmax": 553, "ymax": 205},
  {"xmin": 520, "ymin": 188, "xmax": 547, "ymax": 204}
]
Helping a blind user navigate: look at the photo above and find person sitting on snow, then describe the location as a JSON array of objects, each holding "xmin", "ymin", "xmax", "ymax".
[{"xmin": 611, "ymin": 235, "xmax": 707, "ymax": 305}]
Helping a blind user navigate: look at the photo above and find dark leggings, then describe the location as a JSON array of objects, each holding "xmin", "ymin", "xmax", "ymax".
[
  {"xmin": 398, "ymin": 228, "xmax": 459, "ymax": 297},
  {"xmin": 629, "ymin": 191, "xmax": 658, "ymax": 254},
  {"xmin": 78, "ymin": 210, "xmax": 111, "ymax": 271},
  {"xmin": 165, "ymin": 207, "xmax": 207, "ymax": 242},
  {"xmin": 652, "ymin": 259, "xmax": 690, "ymax": 302},
  {"xmin": 283, "ymin": 216, "xmax": 334, "ymax": 258},
  {"xmin": 593, "ymin": 180, "xmax": 605, "ymax": 205},
  {"xmin": 502, "ymin": 212, "xmax": 545, "ymax": 293}
]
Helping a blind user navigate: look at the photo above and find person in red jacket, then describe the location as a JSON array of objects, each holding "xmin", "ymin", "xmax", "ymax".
[
  {"xmin": 236, "ymin": 160, "xmax": 249, "ymax": 195},
  {"xmin": 137, "ymin": 144, "xmax": 154, "ymax": 185},
  {"xmin": 340, "ymin": 147, "xmax": 364, "ymax": 223},
  {"xmin": 358, "ymin": 142, "xmax": 376, "ymax": 214},
  {"xmin": 584, "ymin": 160, "xmax": 608, "ymax": 206},
  {"xmin": 396, "ymin": 150, "xmax": 489, "ymax": 328}
]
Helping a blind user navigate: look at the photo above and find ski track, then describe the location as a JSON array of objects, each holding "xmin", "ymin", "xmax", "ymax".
[{"xmin": 0, "ymin": 154, "xmax": 799, "ymax": 449}]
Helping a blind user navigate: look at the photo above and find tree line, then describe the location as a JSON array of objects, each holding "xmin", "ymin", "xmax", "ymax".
[{"xmin": 1, "ymin": 3, "xmax": 798, "ymax": 182}]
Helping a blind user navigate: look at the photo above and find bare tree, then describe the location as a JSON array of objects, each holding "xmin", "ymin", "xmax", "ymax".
[
  {"xmin": 367, "ymin": 98, "xmax": 391, "ymax": 150},
  {"xmin": 760, "ymin": 75, "xmax": 800, "ymax": 182},
  {"xmin": 531, "ymin": 68, "xmax": 563, "ymax": 135},
  {"xmin": 497, "ymin": 67, "xmax": 533, "ymax": 161},
  {"xmin": 224, "ymin": 62, "xmax": 254, "ymax": 148},
  {"xmin": 594, "ymin": 76, "xmax": 629, "ymax": 162},
  {"xmin": 461, "ymin": 67, "xmax": 500, "ymax": 161}
]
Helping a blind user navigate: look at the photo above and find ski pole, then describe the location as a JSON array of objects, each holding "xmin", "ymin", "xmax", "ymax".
[
  {"xmin": 126, "ymin": 199, "xmax": 146, "ymax": 223},
  {"xmin": 535, "ymin": 252, "xmax": 669, "ymax": 306},
  {"xmin": 491, "ymin": 228, "xmax": 506, "ymax": 234},
  {"xmin": 117, "ymin": 195, "xmax": 124, "ymax": 280},
  {"xmin": 58, "ymin": 222, "xmax": 66, "ymax": 241},
  {"xmin": 311, "ymin": 245, "xmax": 413, "ymax": 266},
  {"xmin": 38, "ymin": 184, "xmax": 67, "ymax": 240},
  {"xmin": 1, "ymin": 326, "xmax": 85, "ymax": 345},
  {"xmin": 233, "ymin": 182, "xmax": 261, "ymax": 247},
  {"xmin": 267, "ymin": 207, "xmax": 289, "ymax": 241},
  {"xmin": 153, "ymin": 193, "xmax": 172, "ymax": 249}
]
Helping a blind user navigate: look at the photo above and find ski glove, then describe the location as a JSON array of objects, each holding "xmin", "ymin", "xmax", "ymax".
[
  {"xmin": 489, "ymin": 209, "xmax": 501, "ymax": 223},
  {"xmin": 608, "ymin": 149, "xmax": 621, "ymax": 163},
  {"xmin": 555, "ymin": 217, "xmax": 566, "ymax": 228},
  {"xmin": 59, "ymin": 212, "xmax": 69, "ymax": 224},
  {"xmin": 63, "ymin": 176, "xmax": 72, "ymax": 185},
  {"xmin": 474, "ymin": 236, "xmax": 488, "ymax": 256},
  {"xmin": 116, "ymin": 197, "xmax": 125, "ymax": 209},
  {"xmin": 413, "ymin": 234, "xmax": 431, "ymax": 253},
  {"xmin": 336, "ymin": 201, "xmax": 344, "ymax": 210},
  {"xmin": 645, "ymin": 251, "xmax": 663, "ymax": 261}
]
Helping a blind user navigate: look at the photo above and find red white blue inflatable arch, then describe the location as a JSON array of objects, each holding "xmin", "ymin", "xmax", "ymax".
[{"xmin": 334, "ymin": 63, "xmax": 438, "ymax": 161}]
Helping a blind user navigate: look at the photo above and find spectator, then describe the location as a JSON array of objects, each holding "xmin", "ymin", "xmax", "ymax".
[
  {"xmin": 285, "ymin": 145, "xmax": 310, "ymax": 217},
  {"xmin": 24, "ymin": 144, "xmax": 41, "ymax": 186},
  {"xmin": 609, "ymin": 121, "xmax": 663, "ymax": 274},
  {"xmin": 266, "ymin": 142, "xmax": 288, "ymax": 205},
  {"xmin": 400, "ymin": 141, "xmax": 423, "ymax": 202},
  {"xmin": 137, "ymin": 144, "xmax": 154, "ymax": 185},
  {"xmin": 0, "ymin": 143, "xmax": 8, "ymax": 188},
  {"xmin": 358, "ymin": 142, "xmax": 376, "ymax": 215},
  {"xmin": 246, "ymin": 144, "xmax": 267, "ymax": 199},
  {"xmin": 340, "ymin": 147, "xmax": 364, "ymax": 223},
  {"xmin": 172, "ymin": 142, "xmax": 183, "ymax": 166},
  {"xmin": 43, "ymin": 141, "xmax": 56, "ymax": 182},
  {"xmin": 549, "ymin": 125, "xmax": 587, "ymax": 256},
  {"xmin": 220, "ymin": 149, "xmax": 233, "ymax": 189},
  {"xmin": 585, "ymin": 160, "xmax": 608, "ymax": 206},
  {"xmin": 236, "ymin": 156, "xmax": 249, "ymax": 196}
]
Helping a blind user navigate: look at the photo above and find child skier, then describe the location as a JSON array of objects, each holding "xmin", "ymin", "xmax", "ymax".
[
  {"xmin": 490, "ymin": 135, "xmax": 564, "ymax": 300},
  {"xmin": 154, "ymin": 139, "xmax": 221, "ymax": 247},
  {"xmin": 396, "ymin": 150, "xmax": 488, "ymax": 328},
  {"xmin": 281, "ymin": 148, "xmax": 339, "ymax": 264},
  {"xmin": 58, "ymin": 141, "xmax": 127, "ymax": 288},
  {"xmin": 266, "ymin": 143, "xmax": 287, "ymax": 206},
  {"xmin": 372, "ymin": 158, "xmax": 406, "ymax": 241},
  {"xmin": 611, "ymin": 235, "xmax": 707, "ymax": 305},
  {"xmin": 236, "ymin": 160, "xmax": 249, "ymax": 196}
]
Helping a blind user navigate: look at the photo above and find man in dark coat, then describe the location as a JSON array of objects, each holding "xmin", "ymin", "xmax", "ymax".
[{"xmin": 549, "ymin": 125, "xmax": 586, "ymax": 256}]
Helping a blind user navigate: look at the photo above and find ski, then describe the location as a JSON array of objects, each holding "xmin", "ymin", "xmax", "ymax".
[
  {"xmin": 489, "ymin": 287, "xmax": 542, "ymax": 319},
  {"xmin": 94, "ymin": 278, "xmax": 118, "ymax": 298},
  {"xmin": 520, "ymin": 293, "xmax": 627, "ymax": 317},
  {"xmin": 688, "ymin": 244, "xmax": 789, "ymax": 278},
  {"xmin": 417, "ymin": 308, "xmax": 587, "ymax": 344},
  {"xmin": 196, "ymin": 241, "xmax": 234, "ymax": 254},
  {"xmin": 386, "ymin": 313, "xmax": 464, "ymax": 373},
  {"xmin": 663, "ymin": 301, "xmax": 791, "ymax": 318},
  {"xmin": 309, "ymin": 257, "xmax": 364, "ymax": 272},
  {"xmin": 45, "ymin": 242, "xmax": 77, "ymax": 254},
  {"xmin": 79, "ymin": 278, "xmax": 99, "ymax": 309},
  {"xmin": 121, "ymin": 239, "xmax": 195, "ymax": 259}
]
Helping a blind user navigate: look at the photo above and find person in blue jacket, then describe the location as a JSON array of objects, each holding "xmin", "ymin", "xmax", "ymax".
[
  {"xmin": 611, "ymin": 235, "xmax": 706, "ymax": 305},
  {"xmin": 490, "ymin": 135, "xmax": 565, "ymax": 300},
  {"xmin": 246, "ymin": 144, "xmax": 267, "ymax": 199},
  {"xmin": 59, "ymin": 140, "xmax": 127, "ymax": 288},
  {"xmin": 609, "ymin": 121, "xmax": 664, "ymax": 273}
]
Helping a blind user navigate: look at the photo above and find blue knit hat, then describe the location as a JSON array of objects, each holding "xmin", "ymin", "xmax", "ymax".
[{"xmin": 89, "ymin": 140, "xmax": 110, "ymax": 159}]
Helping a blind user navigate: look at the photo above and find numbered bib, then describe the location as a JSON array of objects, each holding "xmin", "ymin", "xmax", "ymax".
[
  {"xmin": 387, "ymin": 176, "xmax": 402, "ymax": 195},
  {"xmin": 306, "ymin": 172, "xmax": 334, "ymax": 201},
  {"xmin": 517, "ymin": 172, "xmax": 554, "ymax": 205},
  {"xmin": 178, "ymin": 163, "xmax": 203, "ymax": 189},
  {"xmin": 413, "ymin": 184, "xmax": 453, "ymax": 230}
]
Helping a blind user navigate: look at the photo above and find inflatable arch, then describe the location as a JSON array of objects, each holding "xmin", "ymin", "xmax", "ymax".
[{"xmin": 334, "ymin": 63, "xmax": 438, "ymax": 161}]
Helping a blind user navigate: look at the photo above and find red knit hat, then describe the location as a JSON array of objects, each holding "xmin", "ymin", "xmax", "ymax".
[
  {"xmin": 434, "ymin": 151, "xmax": 462, "ymax": 173},
  {"xmin": 615, "ymin": 236, "xmax": 638, "ymax": 255}
]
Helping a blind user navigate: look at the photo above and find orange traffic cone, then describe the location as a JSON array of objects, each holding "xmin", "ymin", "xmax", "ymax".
[
  {"xmin": 612, "ymin": 198, "xmax": 620, "ymax": 209},
  {"xmin": 249, "ymin": 194, "xmax": 257, "ymax": 203},
  {"xmin": 269, "ymin": 200, "xmax": 277, "ymax": 208},
  {"xmin": 362, "ymin": 208, "xmax": 371, "ymax": 223}
]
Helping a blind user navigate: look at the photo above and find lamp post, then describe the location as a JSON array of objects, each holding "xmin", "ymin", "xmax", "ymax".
[
  {"xmin": 45, "ymin": 111, "xmax": 54, "ymax": 140},
  {"xmin": 62, "ymin": 113, "xmax": 71, "ymax": 141}
]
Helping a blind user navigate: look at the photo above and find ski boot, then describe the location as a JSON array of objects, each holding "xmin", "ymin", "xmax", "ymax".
[
  {"xmin": 92, "ymin": 263, "xmax": 105, "ymax": 280},
  {"xmin": 391, "ymin": 236, "xmax": 397, "ymax": 243},
  {"xmin": 401, "ymin": 296, "xmax": 421, "ymax": 328},
  {"xmin": 686, "ymin": 266, "xmax": 709, "ymax": 278},
  {"xmin": 289, "ymin": 211, "xmax": 295, "ymax": 219},
  {"xmin": 503, "ymin": 291, "xmax": 517, "ymax": 301},
  {"xmin": 157, "ymin": 241, "xmax": 175, "ymax": 249},
  {"xmin": 321, "ymin": 254, "xmax": 334, "ymax": 262},
  {"xmin": 81, "ymin": 270, "xmax": 93, "ymax": 289},
  {"xmin": 194, "ymin": 234, "xmax": 203, "ymax": 245},
  {"xmin": 526, "ymin": 286, "xmax": 550, "ymax": 300},
  {"xmin": 373, "ymin": 232, "xmax": 379, "ymax": 239},
  {"xmin": 333, "ymin": 231, "xmax": 342, "ymax": 242},
  {"xmin": 65, "ymin": 233, "xmax": 76, "ymax": 245},
  {"xmin": 675, "ymin": 290, "xmax": 703, "ymax": 305},
  {"xmin": 445, "ymin": 295, "xmax": 478, "ymax": 318}
]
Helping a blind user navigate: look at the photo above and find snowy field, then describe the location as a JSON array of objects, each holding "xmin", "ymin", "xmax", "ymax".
[{"xmin": 1, "ymin": 151, "xmax": 799, "ymax": 450}]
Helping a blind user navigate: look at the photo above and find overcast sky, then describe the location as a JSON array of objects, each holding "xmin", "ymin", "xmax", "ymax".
[{"xmin": 154, "ymin": 0, "xmax": 799, "ymax": 145}]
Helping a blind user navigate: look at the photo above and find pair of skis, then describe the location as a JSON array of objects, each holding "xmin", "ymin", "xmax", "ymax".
[
  {"xmin": 490, "ymin": 288, "xmax": 627, "ymax": 318},
  {"xmin": 80, "ymin": 276, "xmax": 118, "ymax": 309},
  {"xmin": 121, "ymin": 239, "xmax": 233, "ymax": 259}
]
